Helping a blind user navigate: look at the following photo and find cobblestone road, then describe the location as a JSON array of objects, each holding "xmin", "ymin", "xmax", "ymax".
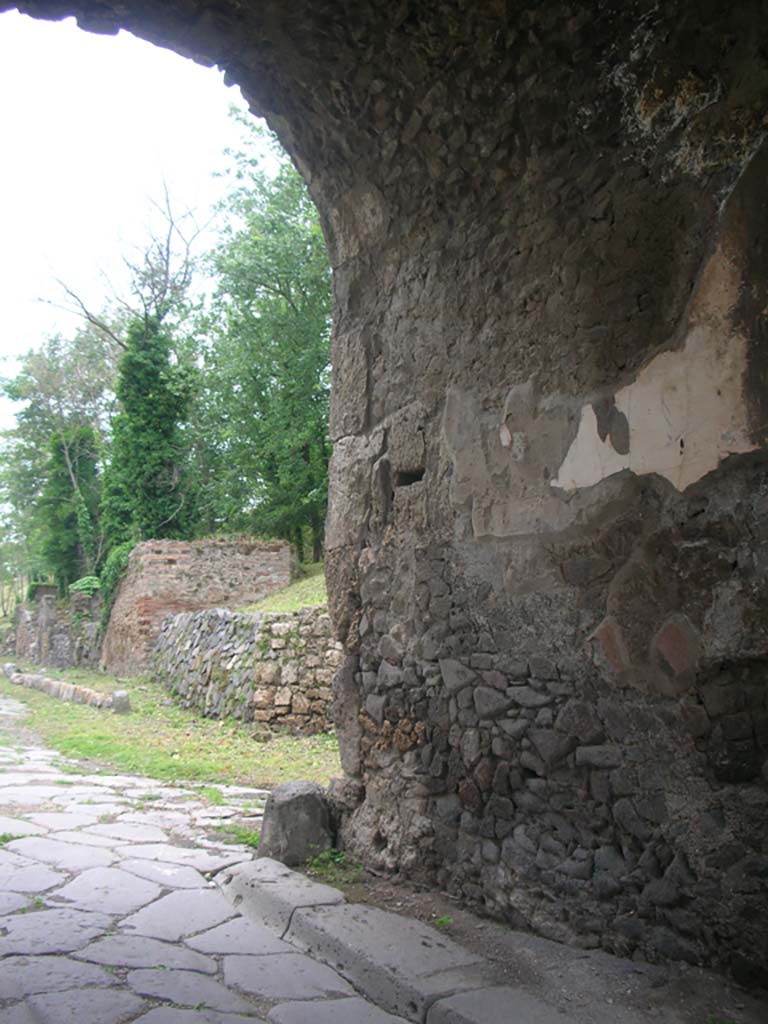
[{"xmin": 0, "ymin": 695, "xmax": 404, "ymax": 1023}]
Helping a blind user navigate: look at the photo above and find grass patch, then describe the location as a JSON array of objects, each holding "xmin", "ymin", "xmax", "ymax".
[
  {"xmin": 305, "ymin": 848, "xmax": 363, "ymax": 885},
  {"xmin": 216, "ymin": 823, "xmax": 261, "ymax": 849},
  {"xmin": 0, "ymin": 672, "xmax": 340, "ymax": 789},
  {"xmin": 242, "ymin": 561, "xmax": 327, "ymax": 614},
  {"xmin": 199, "ymin": 786, "xmax": 225, "ymax": 806},
  {"xmin": 0, "ymin": 832, "xmax": 21, "ymax": 845}
]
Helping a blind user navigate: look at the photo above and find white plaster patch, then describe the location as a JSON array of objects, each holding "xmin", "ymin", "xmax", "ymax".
[{"xmin": 552, "ymin": 325, "xmax": 756, "ymax": 492}]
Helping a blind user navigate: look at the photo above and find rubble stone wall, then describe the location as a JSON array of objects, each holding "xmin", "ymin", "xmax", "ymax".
[
  {"xmin": 15, "ymin": 591, "xmax": 100, "ymax": 670},
  {"xmin": 10, "ymin": 0, "xmax": 768, "ymax": 981},
  {"xmin": 152, "ymin": 606, "xmax": 339, "ymax": 734},
  {"xmin": 101, "ymin": 538, "xmax": 293, "ymax": 677}
]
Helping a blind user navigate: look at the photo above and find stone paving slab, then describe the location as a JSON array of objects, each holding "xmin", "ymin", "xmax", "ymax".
[
  {"xmin": 0, "ymin": 858, "xmax": 65, "ymax": 892},
  {"xmin": 86, "ymin": 820, "xmax": 170, "ymax": 842},
  {"xmin": 134, "ymin": 1009, "xmax": 267, "ymax": 1023},
  {"xmin": 223, "ymin": 952, "xmax": 355, "ymax": 1001},
  {"xmin": 0, "ymin": 908, "xmax": 113, "ymax": 955},
  {"xmin": 48, "ymin": 828, "xmax": 125, "ymax": 847},
  {"xmin": 24, "ymin": 986, "xmax": 147, "ymax": 1024},
  {"xmin": 0, "ymin": 813, "xmax": 47, "ymax": 835},
  {"xmin": 186, "ymin": 916, "xmax": 294, "ymax": 955},
  {"xmin": 3, "ymin": 1003, "xmax": 39, "ymax": 1024},
  {"xmin": 268, "ymin": 998, "xmax": 411, "ymax": 1024},
  {"xmin": 7, "ymin": 835, "xmax": 117, "ymax": 870},
  {"xmin": 121, "ymin": 886, "xmax": 238, "ymax": 940},
  {"xmin": 123, "ymin": 842, "xmax": 247, "ymax": 872},
  {"xmin": 119, "ymin": 856, "xmax": 211, "ymax": 888},
  {"xmin": 0, "ymin": 891, "xmax": 29, "ymax": 914},
  {"xmin": 0, "ymin": 955, "xmax": 118, "ymax": 1000},
  {"xmin": 219, "ymin": 857, "xmax": 345, "ymax": 933},
  {"xmin": 51, "ymin": 864, "xmax": 163, "ymax": 913},
  {"xmin": 127, "ymin": 967, "xmax": 258, "ymax": 1014},
  {"xmin": 27, "ymin": 811, "xmax": 100, "ymax": 829},
  {"xmin": 75, "ymin": 934, "xmax": 218, "ymax": 973}
]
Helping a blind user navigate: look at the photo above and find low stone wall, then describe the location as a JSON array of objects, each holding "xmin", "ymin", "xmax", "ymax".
[
  {"xmin": 152, "ymin": 605, "xmax": 339, "ymax": 734},
  {"xmin": 101, "ymin": 537, "xmax": 295, "ymax": 677},
  {"xmin": 2, "ymin": 663, "xmax": 130, "ymax": 712},
  {"xmin": 15, "ymin": 591, "xmax": 100, "ymax": 670}
]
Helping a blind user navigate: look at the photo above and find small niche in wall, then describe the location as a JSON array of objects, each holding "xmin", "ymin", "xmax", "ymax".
[{"xmin": 394, "ymin": 468, "xmax": 425, "ymax": 487}]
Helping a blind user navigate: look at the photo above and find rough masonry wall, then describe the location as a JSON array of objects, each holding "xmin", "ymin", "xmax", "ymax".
[
  {"xmin": 152, "ymin": 606, "xmax": 338, "ymax": 734},
  {"xmin": 15, "ymin": 590, "xmax": 100, "ymax": 670},
  {"xmin": 101, "ymin": 538, "xmax": 293, "ymax": 677},
  {"xmin": 7, "ymin": 0, "xmax": 768, "ymax": 981}
]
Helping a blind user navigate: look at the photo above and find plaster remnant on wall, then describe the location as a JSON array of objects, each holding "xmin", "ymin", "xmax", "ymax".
[{"xmin": 553, "ymin": 232, "xmax": 757, "ymax": 493}]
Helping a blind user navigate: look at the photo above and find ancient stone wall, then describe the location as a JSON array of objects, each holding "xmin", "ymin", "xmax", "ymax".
[
  {"xmin": 8, "ymin": 0, "xmax": 768, "ymax": 981},
  {"xmin": 101, "ymin": 538, "xmax": 293, "ymax": 677},
  {"xmin": 15, "ymin": 590, "xmax": 100, "ymax": 670},
  {"xmin": 152, "ymin": 606, "xmax": 338, "ymax": 734}
]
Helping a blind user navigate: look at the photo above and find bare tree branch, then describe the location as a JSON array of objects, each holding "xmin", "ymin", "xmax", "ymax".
[{"xmin": 50, "ymin": 280, "xmax": 127, "ymax": 351}]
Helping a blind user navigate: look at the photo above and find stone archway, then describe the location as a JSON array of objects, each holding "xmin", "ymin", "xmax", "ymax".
[{"xmin": 6, "ymin": 0, "xmax": 768, "ymax": 982}]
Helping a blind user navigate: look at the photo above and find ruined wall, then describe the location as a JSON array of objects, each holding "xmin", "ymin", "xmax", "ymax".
[
  {"xmin": 101, "ymin": 538, "xmax": 293, "ymax": 677},
  {"xmin": 152, "ymin": 606, "xmax": 338, "ymax": 734},
  {"xmin": 7, "ymin": 0, "xmax": 768, "ymax": 981},
  {"xmin": 15, "ymin": 590, "xmax": 100, "ymax": 669}
]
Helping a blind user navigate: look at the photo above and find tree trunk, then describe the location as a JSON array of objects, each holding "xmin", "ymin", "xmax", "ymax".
[
  {"xmin": 310, "ymin": 510, "xmax": 323, "ymax": 563},
  {"xmin": 293, "ymin": 527, "xmax": 305, "ymax": 564}
]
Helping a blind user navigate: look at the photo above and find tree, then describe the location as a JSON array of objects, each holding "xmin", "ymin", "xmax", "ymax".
[
  {"xmin": 197, "ymin": 117, "xmax": 332, "ymax": 560},
  {"xmin": 0, "ymin": 325, "xmax": 118, "ymax": 586},
  {"xmin": 101, "ymin": 316, "xmax": 197, "ymax": 548},
  {"xmin": 39, "ymin": 426, "xmax": 101, "ymax": 593}
]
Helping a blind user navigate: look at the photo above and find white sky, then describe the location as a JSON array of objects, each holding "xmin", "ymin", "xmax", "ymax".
[{"xmin": 0, "ymin": 9, "xmax": 261, "ymax": 397}]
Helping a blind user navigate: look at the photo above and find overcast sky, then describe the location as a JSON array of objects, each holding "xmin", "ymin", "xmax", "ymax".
[{"xmin": 0, "ymin": 9, "xmax": 260, "ymax": 392}]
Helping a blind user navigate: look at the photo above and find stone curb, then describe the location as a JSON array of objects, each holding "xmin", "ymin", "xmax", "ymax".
[
  {"xmin": 2, "ymin": 662, "xmax": 130, "ymax": 713},
  {"xmin": 217, "ymin": 857, "xmax": 578, "ymax": 1024}
]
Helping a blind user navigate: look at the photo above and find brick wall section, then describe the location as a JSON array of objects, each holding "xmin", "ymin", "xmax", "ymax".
[
  {"xmin": 101, "ymin": 538, "xmax": 294, "ymax": 677},
  {"xmin": 151, "ymin": 605, "xmax": 339, "ymax": 734}
]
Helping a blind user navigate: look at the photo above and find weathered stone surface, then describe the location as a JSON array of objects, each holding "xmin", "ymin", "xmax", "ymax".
[
  {"xmin": 427, "ymin": 987, "xmax": 577, "ymax": 1024},
  {"xmin": 287, "ymin": 904, "xmax": 487, "ymax": 1019},
  {"xmin": 127, "ymin": 967, "xmax": 257, "ymax": 1014},
  {"xmin": 121, "ymin": 888, "xmax": 237, "ymax": 941},
  {"xmin": 76, "ymin": 935, "xmax": 217, "ymax": 973},
  {"xmin": 6, "ymin": 836, "xmax": 115, "ymax": 871},
  {"xmin": 25, "ymin": 987, "xmax": 146, "ymax": 1024},
  {"xmin": 268, "ymin": 998, "xmax": 410, "ymax": 1023},
  {"xmin": 186, "ymin": 916, "xmax": 292, "ymax": 955},
  {"xmin": 0, "ymin": 955, "xmax": 118, "ymax": 1000},
  {"xmin": 258, "ymin": 780, "xmax": 332, "ymax": 866},
  {"xmin": 218, "ymin": 858, "xmax": 345, "ymax": 933},
  {"xmin": 0, "ymin": 908, "xmax": 112, "ymax": 954},
  {"xmin": 52, "ymin": 865, "xmax": 162, "ymax": 914},
  {"xmin": 133, "ymin": 1011, "xmax": 263, "ymax": 1024},
  {"xmin": 223, "ymin": 952, "xmax": 354, "ymax": 1000}
]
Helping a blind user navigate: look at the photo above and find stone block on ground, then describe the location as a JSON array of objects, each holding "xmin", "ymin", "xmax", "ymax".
[
  {"xmin": 257, "ymin": 780, "xmax": 333, "ymax": 866},
  {"xmin": 286, "ymin": 903, "xmax": 491, "ymax": 1021}
]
